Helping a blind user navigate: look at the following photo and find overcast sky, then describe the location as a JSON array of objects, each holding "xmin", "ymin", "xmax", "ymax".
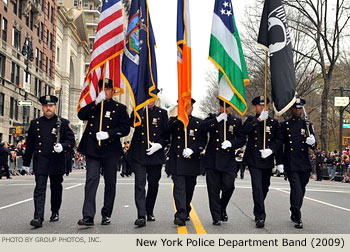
[{"xmin": 147, "ymin": 0, "xmax": 252, "ymax": 115}]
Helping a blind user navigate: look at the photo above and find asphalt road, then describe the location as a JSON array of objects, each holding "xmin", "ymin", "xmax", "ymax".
[{"xmin": 0, "ymin": 170, "xmax": 349, "ymax": 234}]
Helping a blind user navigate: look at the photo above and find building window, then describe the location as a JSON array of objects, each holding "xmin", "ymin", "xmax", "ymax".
[
  {"xmin": 34, "ymin": 77, "xmax": 38, "ymax": 96},
  {"xmin": 16, "ymin": 64, "xmax": 20, "ymax": 86},
  {"xmin": 30, "ymin": 10, "xmax": 34, "ymax": 30},
  {"xmin": 14, "ymin": 99, "xmax": 18, "ymax": 120},
  {"xmin": 0, "ymin": 92, "xmax": 4, "ymax": 116},
  {"xmin": 50, "ymin": 33, "xmax": 53, "ymax": 50},
  {"xmin": 74, "ymin": 0, "xmax": 78, "ymax": 7},
  {"xmin": 45, "ymin": 56, "xmax": 48, "ymax": 73},
  {"xmin": 11, "ymin": 61, "xmax": 15, "ymax": 83},
  {"xmin": 42, "ymin": 0, "xmax": 45, "ymax": 11},
  {"xmin": 46, "ymin": 29, "xmax": 49, "ymax": 45},
  {"xmin": 13, "ymin": 27, "xmax": 21, "ymax": 51},
  {"xmin": 49, "ymin": 60, "xmax": 52, "ymax": 77},
  {"xmin": 39, "ymin": 51, "xmax": 43, "ymax": 69},
  {"xmin": 35, "ymin": 48, "xmax": 39, "ymax": 68},
  {"xmin": 83, "ymin": 0, "xmax": 88, "ymax": 7},
  {"xmin": 0, "ymin": 54, "xmax": 5, "ymax": 78},
  {"xmin": 47, "ymin": 3, "xmax": 50, "ymax": 19},
  {"xmin": 10, "ymin": 97, "xmax": 14, "ymax": 119},
  {"xmin": 40, "ymin": 23, "xmax": 43, "ymax": 41},
  {"xmin": 18, "ymin": 0, "xmax": 22, "ymax": 19},
  {"xmin": 51, "ymin": 6, "xmax": 54, "ymax": 23},
  {"xmin": 13, "ymin": 0, "xmax": 17, "ymax": 15},
  {"xmin": 2, "ymin": 18, "xmax": 7, "ymax": 42},
  {"xmin": 38, "ymin": 80, "xmax": 42, "ymax": 97}
]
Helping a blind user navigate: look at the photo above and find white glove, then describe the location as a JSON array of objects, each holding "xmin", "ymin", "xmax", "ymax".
[
  {"xmin": 306, "ymin": 135, "xmax": 316, "ymax": 145},
  {"xmin": 146, "ymin": 142, "xmax": 162, "ymax": 155},
  {"xmin": 277, "ymin": 164, "xmax": 284, "ymax": 173},
  {"xmin": 221, "ymin": 140, "xmax": 232, "ymax": 150},
  {"xmin": 260, "ymin": 148, "xmax": 273, "ymax": 159},
  {"xmin": 258, "ymin": 109, "xmax": 269, "ymax": 121},
  {"xmin": 53, "ymin": 143, "xmax": 63, "ymax": 153},
  {"xmin": 182, "ymin": 148, "xmax": 194, "ymax": 158},
  {"xmin": 22, "ymin": 166, "xmax": 30, "ymax": 170},
  {"xmin": 216, "ymin": 113, "xmax": 228, "ymax": 122},
  {"xmin": 95, "ymin": 91, "xmax": 106, "ymax": 104},
  {"xmin": 96, "ymin": 131, "xmax": 109, "ymax": 141}
]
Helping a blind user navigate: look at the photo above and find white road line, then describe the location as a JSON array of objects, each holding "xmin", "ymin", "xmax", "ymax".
[
  {"xmin": 0, "ymin": 198, "xmax": 33, "ymax": 210},
  {"xmin": 275, "ymin": 188, "xmax": 350, "ymax": 212},
  {"xmin": 64, "ymin": 183, "xmax": 83, "ymax": 190}
]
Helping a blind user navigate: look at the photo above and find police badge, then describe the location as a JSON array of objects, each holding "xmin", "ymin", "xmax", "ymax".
[
  {"xmin": 51, "ymin": 128, "xmax": 57, "ymax": 135},
  {"xmin": 229, "ymin": 125, "xmax": 234, "ymax": 133},
  {"xmin": 152, "ymin": 118, "xmax": 158, "ymax": 126},
  {"xmin": 189, "ymin": 130, "xmax": 195, "ymax": 136},
  {"xmin": 301, "ymin": 129, "xmax": 306, "ymax": 136},
  {"xmin": 266, "ymin": 126, "xmax": 271, "ymax": 133},
  {"xmin": 105, "ymin": 111, "xmax": 111, "ymax": 118}
]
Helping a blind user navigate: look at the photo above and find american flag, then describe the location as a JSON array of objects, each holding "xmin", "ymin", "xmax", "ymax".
[{"xmin": 77, "ymin": 0, "xmax": 124, "ymax": 111}]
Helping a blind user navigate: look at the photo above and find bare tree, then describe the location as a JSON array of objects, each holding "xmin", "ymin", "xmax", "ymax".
[{"xmin": 284, "ymin": 0, "xmax": 350, "ymax": 151}]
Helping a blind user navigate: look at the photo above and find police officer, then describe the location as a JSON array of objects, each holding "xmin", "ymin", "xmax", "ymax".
[
  {"xmin": 243, "ymin": 96, "xmax": 282, "ymax": 228},
  {"xmin": 0, "ymin": 141, "xmax": 11, "ymax": 179},
  {"xmin": 167, "ymin": 98, "xmax": 207, "ymax": 226},
  {"xmin": 129, "ymin": 93, "xmax": 169, "ymax": 227},
  {"xmin": 278, "ymin": 98, "xmax": 316, "ymax": 229},
  {"xmin": 23, "ymin": 95, "xmax": 75, "ymax": 228},
  {"xmin": 77, "ymin": 79, "xmax": 130, "ymax": 226},
  {"xmin": 200, "ymin": 100, "xmax": 245, "ymax": 225}
]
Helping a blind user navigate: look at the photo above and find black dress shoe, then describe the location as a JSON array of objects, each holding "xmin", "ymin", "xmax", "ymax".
[
  {"xmin": 185, "ymin": 216, "xmax": 190, "ymax": 221},
  {"xmin": 256, "ymin": 219, "xmax": 265, "ymax": 228},
  {"xmin": 78, "ymin": 217, "xmax": 94, "ymax": 226},
  {"xmin": 294, "ymin": 220, "xmax": 303, "ymax": 229},
  {"xmin": 212, "ymin": 220, "xmax": 221, "ymax": 226},
  {"xmin": 221, "ymin": 210, "xmax": 228, "ymax": 222},
  {"xmin": 30, "ymin": 218, "xmax": 43, "ymax": 228},
  {"xmin": 147, "ymin": 214, "xmax": 155, "ymax": 222},
  {"xmin": 101, "ymin": 216, "xmax": 111, "ymax": 225},
  {"xmin": 134, "ymin": 218, "xmax": 146, "ymax": 227},
  {"xmin": 174, "ymin": 218, "xmax": 186, "ymax": 226},
  {"xmin": 50, "ymin": 212, "xmax": 59, "ymax": 222}
]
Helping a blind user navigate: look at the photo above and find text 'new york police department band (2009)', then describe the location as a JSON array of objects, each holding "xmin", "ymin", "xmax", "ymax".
[{"xmin": 22, "ymin": 82, "xmax": 315, "ymax": 230}]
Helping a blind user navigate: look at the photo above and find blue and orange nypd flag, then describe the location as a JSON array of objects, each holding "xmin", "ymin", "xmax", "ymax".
[
  {"xmin": 122, "ymin": 0, "xmax": 158, "ymax": 127},
  {"xmin": 177, "ymin": 0, "xmax": 192, "ymax": 128},
  {"xmin": 77, "ymin": 0, "xmax": 124, "ymax": 112}
]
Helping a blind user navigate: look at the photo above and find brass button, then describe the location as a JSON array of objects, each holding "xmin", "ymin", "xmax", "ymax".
[
  {"xmin": 195, "ymin": 129, "xmax": 198, "ymax": 132},
  {"xmin": 301, "ymin": 148, "xmax": 304, "ymax": 151},
  {"xmin": 177, "ymin": 155, "xmax": 180, "ymax": 158},
  {"xmin": 178, "ymin": 136, "xmax": 181, "ymax": 139},
  {"xmin": 107, "ymin": 126, "xmax": 110, "ymax": 128},
  {"xmin": 255, "ymin": 131, "xmax": 257, "ymax": 134},
  {"xmin": 142, "ymin": 132, "xmax": 144, "ymax": 135},
  {"xmin": 141, "ymin": 125, "xmax": 144, "ymax": 127},
  {"xmin": 291, "ymin": 148, "xmax": 293, "ymax": 151},
  {"xmin": 89, "ymin": 132, "xmax": 92, "ymax": 135},
  {"xmin": 92, "ymin": 116, "xmax": 95, "ymax": 119},
  {"xmin": 189, "ymin": 156, "xmax": 192, "ymax": 159},
  {"xmin": 290, "ymin": 141, "xmax": 292, "ymax": 144},
  {"xmin": 255, "ymin": 137, "xmax": 257, "ymax": 140},
  {"xmin": 227, "ymin": 149, "xmax": 229, "ymax": 152},
  {"xmin": 37, "ymin": 128, "xmax": 40, "ymax": 131},
  {"xmin": 113, "ymin": 111, "xmax": 116, "ymax": 113},
  {"xmin": 39, "ymin": 143, "xmax": 42, "ymax": 146},
  {"xmin": 216, "ymin": 139, "xmax": 219, "ymax": 142},
  {"xmin": 110, "ymin": 118, "xmax": 112, "ymax": 120},
  {"xmin": 153, "ymin": 133, "xmax": 156, "ymax": 136},
  {"xmin": 287, "ymin": 128, "xmax": 290, "ymax": 131},
  {"xmin": 36, "ymin": 121, "xmax": 39, "ymax": 124},
  {"xmin": 142, "ymin": 141, "xmax": 145, "ymax": 144},
  {"xmin": 177, "ymin": 146, "xmax": 180, "ymax": 149},
  {"xmin": 193, "ymin": 137, "xmax": 195, "ymax": 140},
  {"xmin": 38, "ymin": 135, "xmax": 41, "ymax": 138},
  {"xmin": 288, "ymin": 134, "xmax": 291, "ymax": 137},
  {"xmin": 196, "ymin": 121, "xmax": 199, "ymax": 124},
  {"xmin": 268, "ymin": 139, "xmax": 271, "ymax": 142},
  {"xmin": 286, "ymin": 122, "xmax": 289, "ymax": 125},
  {"xmin": 216, "ymin": 130, "xmax": 219, "ymax": 133},
  {"xmin": 159, "ymin": 110, "xmax": 161, "ymax": 113},
  {"xmin": 90, "ymin": 124, "xmax": 93, "ymax": 126},
  {"xmin": 39, "ymin": 150, "xmax": 41, "ymax": 153},
  {"xmin": 302, "ymin": 141, "xmax": 305, "ymax": 144},
  {"xmin": 52, "ymin": 150, "xmax": 55, "ymax": 153},
  {"xmin": 216, "ymin": 148, "xmax": 219, "ymax": 151},
  {"xmin": 254, "ymin": 145, "xmax": 257, "ymax": 148},
  {"xmin": 177, "ymin": 128, "xmax": 180, "ymax": 131}
]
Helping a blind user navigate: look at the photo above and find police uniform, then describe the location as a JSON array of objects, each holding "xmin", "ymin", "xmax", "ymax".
[
  {"xmin": 243, "ymin": 96, "xmax": 282, "ymax": 226},
  {"xmin": 77, "ymin": 79, "xmax": 130, "ymax": 225},
  {"xmin": 167, "ymin": 99, "xmax": 207, "ymax": 226},
  {"xmin": 200, "ymin": 105, "xmax": 245, "ymax": 224},
  {"xmin": 278, "ymin": 98, "xmax": 315, "ymax": 228},
  {"xmin": 128, "ymin": 103, "xmax": 169, "ymax": 226},
  {"xmin": 0, "ymin": 142, "xmax": 11, "ymax": 179},
  {"xmin": 23, "ymin": 95, "xmax": 75, "ymax": 227}
]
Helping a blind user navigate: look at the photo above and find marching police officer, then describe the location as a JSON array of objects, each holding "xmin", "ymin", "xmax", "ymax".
[
  {"xmin": 200, "ymin": 100, "xmax": 245, "ymax": 225},
  {"xmin": 77, "ymin": 79, "xmax": 130, "ymax": 226},
  {"xmin": 167, "ymin": 99, "xmax": 207, "ymax": 226},
  {"xmin": 243, "ymin": 96, "xmax": 282, "ymax": 228},
  {"xmin": 23, "ymin": 95, "xmax": 75, "ymax": 228},
  {"xmin": 278, "ymin": 98, "xmax": 316, "ymax": 229},
  {"xmin": 129, "ymin": 93, "xmax": 169, "ymax": 227}
]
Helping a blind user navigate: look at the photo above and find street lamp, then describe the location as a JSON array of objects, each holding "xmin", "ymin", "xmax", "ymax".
[{"xmin": 20, "ymin": 36, "xmax": 34, "ymax": 138}]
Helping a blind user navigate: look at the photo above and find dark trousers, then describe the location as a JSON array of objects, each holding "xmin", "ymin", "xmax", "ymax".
[
  {"xmin": 237, "ymin": 162, "xmax": 245, "ymax": 179},
  {"xmin": 172, "ymin": 175, "xmax": 197, "ymax": 220},
  {"xmin": 33, "ymin": 174, "xmax": 63, "ymax": 219},
  {"xmin": 206, "ymin": 169, "xmax": 235, "ymax": 221},
  {"xmin": 249, "ymin": 167, "xmax": 272, "ymax": 221},
  {"xmin": 316, "ymin": 165, "xmax": 323, "ymax": 181},
  {"xmin": 0, "ymin": 162, "xmax": 11, "ymax": 178},
  {"xmin": 287, "ymin": 171, "xmax": 310, "ymax": 221},
  {"xmin": 133, "ymin": 162, "xmax": 162, "ymax": 218},
  {"xmin": 82, "ymin": 156, "xmax": 118, "ymax": 218}
]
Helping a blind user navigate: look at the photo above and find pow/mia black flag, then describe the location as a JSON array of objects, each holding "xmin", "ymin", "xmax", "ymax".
[{"xmin": 258, "ymin": 0, "xmax": 296, "ymax": 116}]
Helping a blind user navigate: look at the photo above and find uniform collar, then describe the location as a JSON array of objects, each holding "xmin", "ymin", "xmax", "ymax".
[{"xmin": 43, "ymin": 114, "xmax": 57, "ymax": 121}]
